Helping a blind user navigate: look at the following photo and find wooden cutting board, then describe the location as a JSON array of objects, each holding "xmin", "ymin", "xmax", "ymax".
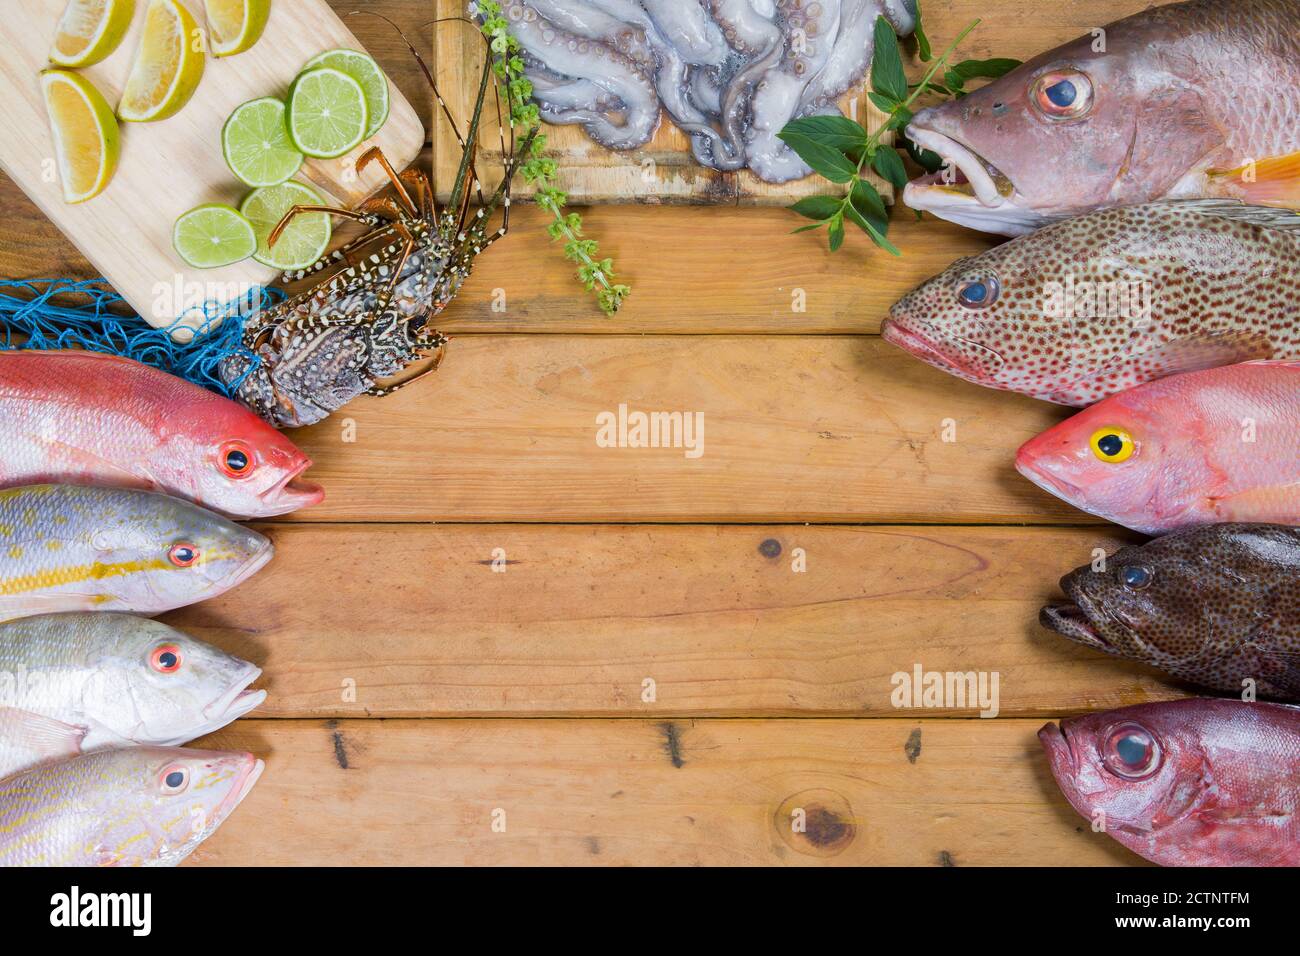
[
  {"xmin": 431, "ymin": 0, "xmax": 894, "ymax": 207},
  {"xmin": 0, "ymin": 0, "xmax": 426, "ymax": 331}
]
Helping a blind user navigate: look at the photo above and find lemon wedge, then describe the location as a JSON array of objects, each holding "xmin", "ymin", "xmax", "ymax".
[
  {"xmin": 204, "ymin": 0, "xmax": 271, "ymax": 57},
  {"xmin": 40, "ymin": 69, "xmax": 121, "ymax": 204},
  {"xmin": 49, "ymin": 0, "xmax": 135, "ymax": 68},
  {"xmin": 118, "ymin": 0, "xmax": 206, "ymax": 122}
]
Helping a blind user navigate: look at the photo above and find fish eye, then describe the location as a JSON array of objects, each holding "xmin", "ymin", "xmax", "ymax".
[
  {"xmin": 958, "ymin": 275, "xmax": 999, "ymax": 310},
  {"xmin": 150, "ymin": 643, "xmax": 183, "ymax": 673},
  {"xmin": 168, "ymin": 543, "xmax": 201, "ymax": 568},
  {"xmin": 1089, "ymin": 427, "xmax": 1135, "ymax": 463},
  {"xmin": 1121, "ymin": 565, "xmax": 1153, "ymax": 590},
  {"xmin": 159, "ymin": 765, "xmax": 190, "ymax": 794},
  {"xmin": 1102, "ymin": 722, "xmax": 1161, "ymax": 780},
  {"xmin": 219, "ymin": 441, "xmax": 255, "ymax": 479},
  {"xmin": 1031, "ymin": 69, "xmax": 1093, "ymax": 121}
]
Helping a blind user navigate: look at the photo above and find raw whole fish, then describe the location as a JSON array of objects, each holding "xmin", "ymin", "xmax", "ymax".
[
  {"xmin": 1015, "ymin": 361, "xmax": 1300, "ymax": 534},
  {"xmin": 0, "ymin": 612, "xmax": 264, "ymax": 779},
  {"xmin": 903, "ymin": 0, "xmax": 1300, "ymax": 235},
  {"xmin": 1041, "ymin": 525, "xmax": 1300, "ymax": 701},
  {"xmin": 0, "ymin": 350, "xmax": 322, "ymax": 518},
  {"xmin": 884, "ymin": 201, "xmax": 1300, "ymax": 406},
  {"xmin": 0, "ymin": 746, "xmax": 263, "ymax": 866},
  {"xmin": 1039, "ymin": 698, "xmax": 1300, "ymax": 866},
  {"xmin": 0, "ymin": 484, "xmax": 273, "ymax": 622}
]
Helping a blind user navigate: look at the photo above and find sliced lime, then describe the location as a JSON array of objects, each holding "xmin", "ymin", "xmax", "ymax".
[
  {"xmin": 223, "ymin": 97, "xmax": 303, "ymax": 187},
  {"xmin": 240, "ymin": 180, "xmax": 331, "ymax": 270},
  {"xmin": 286, "ymin": 66, "xmax": 367, "ymax": 159},
  {"xmin": 173, "ymin": 203, "xmax": 256, "ymax": 268},
  {"xmin": 300, "ymin": 48, "xmax": 390, "ymax": 139}
]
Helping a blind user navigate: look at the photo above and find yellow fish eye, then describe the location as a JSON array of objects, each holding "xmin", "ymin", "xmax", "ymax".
[{"xmin": 1090, "ymin": 427, "xmax": 1135, "ymax": 463}]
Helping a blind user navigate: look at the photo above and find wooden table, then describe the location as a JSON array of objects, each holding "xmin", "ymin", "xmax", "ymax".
[{"xmin": 0, "ymin": 0, "xmax": 1176, "ymax": 866}]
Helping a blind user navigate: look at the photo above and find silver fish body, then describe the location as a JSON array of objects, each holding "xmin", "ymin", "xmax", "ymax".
[
  {"xmin": 0, "ymin": 612, "xmax": 264, "ymax": 779},
  {"xmin": 0, "ymin": 485, "xmax": 272, "ymax": 622}
]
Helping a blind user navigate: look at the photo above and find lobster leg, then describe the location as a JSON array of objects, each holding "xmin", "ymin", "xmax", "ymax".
[
  {"xmin": 267, "ymin": 204, "xmax": 377, "ymax": 249},
  {"xmin": 357, "ymin": 147, "xmax": 418, "ymax": 217},
  {"xmin": 366, "ymin": 335, "xmax": 448, "ymax": 397}
]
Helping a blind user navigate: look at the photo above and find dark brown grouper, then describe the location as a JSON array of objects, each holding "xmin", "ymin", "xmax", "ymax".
[
  {"xmin": 884, "ymin": 201, "xmax": 1300, "ymax": 406},
  {"xmin": 904, "ymin": 0, "xmax": 1300, "ymax": 235},
  {"xmin": 1041, "ymin": 524, "xmax": 1300, "ymax": 702}
]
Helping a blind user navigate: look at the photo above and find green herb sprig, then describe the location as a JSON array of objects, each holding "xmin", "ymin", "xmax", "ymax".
[
  {"xmin": 779, "ymin": 7, "xmax": 1018, "ymax": 256},
  {"xmin": 476, "ymin": 0, "xmax": 630, "ymax": 315}
]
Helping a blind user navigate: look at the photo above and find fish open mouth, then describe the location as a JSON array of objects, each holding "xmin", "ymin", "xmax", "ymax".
[
  {"xmin": 903, "ymin": 126, "xmax": 1047, "ymax": 237},
  {"xmin": 214, "ymin": 755, "xmax": 265, "ymax": 825},
  {"xmin": 880, "ymin": 318, "xmax": 970, "ymax": 377},
  {"xmin": 258, "ymin": 460, "xmax": 325, "ymax": 515},
  {"xmin": 1040, "ymin": 602, "xmax": 1111, "ymax": 651},
  {"xmin": 204, "ymin": 662, "xmax": 267, "ymax": 725}
]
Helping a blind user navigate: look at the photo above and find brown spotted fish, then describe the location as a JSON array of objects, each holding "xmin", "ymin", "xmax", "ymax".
[
  {"xmin": 885, "ymin": 201, "xmax": 1300, "ymax": 406},
  {"xmin": 1042, "ymin": 525, "xmax": 1300, "ymax": 701},
  {"xmin": 904, "ymin": 0, "xmax": 1300, "ymax": 235}
]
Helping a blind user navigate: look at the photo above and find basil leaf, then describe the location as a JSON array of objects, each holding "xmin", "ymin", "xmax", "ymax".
[
  {"xmin": 792, "ymin": 221, "xmax": 827, "ymax": 234},
  {"xmin": 870, "ymin": 17, "xmax": 907, "ymax": 103},
  {"xmin": 914, "ymin": 0, "xmax": 933, "ymax": 62},
  {"xmin": 828, "ymin": 215, "xmax": 845, "ymax": 252},
  {"xmin": 868, "ymin": 91, "xmax": 900, "ymax": 115},
  {"xmin": 871, "ymin": 148, "xmax": 908, "ymax": 190},
  {"xmin": 790, "ymin": 195, "xmax": 843, "ymax": 221},
  {"xmin": 782, "ymin": 115, "xmax": 869, "ymax": 151},
  {"xmin": 850, "ymin": 179, "xmax": 889, "ymax": 232},
  {"xmin": 844, "ymin": 195, "xmax": 901, "ymax": 256},
  {"xmin": 776, "ymin": 131, "xmax": 857, "ymax": 183},
  {"xmin": 948, "ymin": 58, "xmax": 1022, "ymax": 82}
]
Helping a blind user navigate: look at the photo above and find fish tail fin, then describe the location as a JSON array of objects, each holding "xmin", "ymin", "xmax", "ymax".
[{"xmin": 1209, "ymin": 151, "xmax": 1300, "ymax": 205}]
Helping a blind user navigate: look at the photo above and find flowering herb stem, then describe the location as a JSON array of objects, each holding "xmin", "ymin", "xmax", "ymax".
[{"xmin": 476, "ymin": 1, "xmax": 630, "ymax": 315}]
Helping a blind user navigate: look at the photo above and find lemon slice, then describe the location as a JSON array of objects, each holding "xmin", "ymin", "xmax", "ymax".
[
  {"xmin": 118, "ymin": 0, "xmax": 206, "ymax": 122},
  {"xmin": 49, "ymin": 0, "xmax": 135, "ymax": 68},
  {"xmin": 240, "ymin": 180, "xmax": 331, "ymax": 270},
  {"xmin": 39, "ymin": 70, "xmax": 121, "ymax": 204},
  {"xmin": 204, "ymin": 0, "xmax": 271, "ymax": 58}
]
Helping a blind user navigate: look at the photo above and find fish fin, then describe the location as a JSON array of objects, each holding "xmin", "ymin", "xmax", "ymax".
[
  {"xmin": 1248, "ymin": 649, "xmax": 1300, "ymax": 700},
  {"xmin": 1208, "ymin": 151, "xmax": 1300, "ymax": 207},
  {"xmin": 0, "ymin": 707, "xmax": 87, "ymax": 759},
  {"xmin": 1207, "ymin": 483, "xmax": 1300, "ymax": 523},
  {"xmin": 1154, "ymin": 197, "xmax": 1300, "ymax": 232},
  {"xmin": 27, "ymin": 437, "xmax": 151, "ymax": 491}
]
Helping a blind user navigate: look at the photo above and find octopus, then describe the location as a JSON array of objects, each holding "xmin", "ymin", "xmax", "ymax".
[{"xmin": 480, "ymin": 0, "xmax": 918, "ymax": 183}]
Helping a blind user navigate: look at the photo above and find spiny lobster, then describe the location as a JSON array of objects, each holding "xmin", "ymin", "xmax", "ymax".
[{"xmin": 220, "ymin": 15, "xmax": 537, "ymax": 428}]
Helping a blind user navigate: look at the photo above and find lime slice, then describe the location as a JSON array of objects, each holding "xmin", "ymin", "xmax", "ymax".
[
  {"xmin": 204, "ymin": 0, "xmax": 271, "ymax": 57},
  {"xmin": 300, "ymin": 48, "xmax": 390, "ymax": 139},
  {"xmin": 240, "ymin": 180, "xmax": 331, "ymax": 270},
  {"xmin": 223, "ymin": 97, "xmax": 303, "ymax": 187},
  {"xmin": 49, "ymin": 0, "xmax": 135, "ymax": 68},
  {"xmin": 286, "ymin": 66, "xmax": 367, "ymax": 159},
  {"xmin": 118, "ymin": 0, "xmax": 206, "ymax": 122},
  {"xmin": 39, "ymin": 69, "xmax": 121, "ymax": 204},
  {"xmin": 173, "ymin": 203, "xmax": 256, "ymax": 268}
]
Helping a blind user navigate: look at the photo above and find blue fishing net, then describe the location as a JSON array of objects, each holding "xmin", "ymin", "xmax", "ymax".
[{"xmin": 0, "ymin": 278, "xmax": 279, "ymax": 397}]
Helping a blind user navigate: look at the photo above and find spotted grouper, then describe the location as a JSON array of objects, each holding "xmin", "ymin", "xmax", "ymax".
[
  {"xmin": 884, "ymin": 201, "xmax": 1300, "ymax": 406},
  {"xmin": 1039, "ymin": 699, "xmax": 1300, "ymax": 866},
  {"xmin": 905, "ymin": 0, "xmax": 1300, "ymax": 235},
  {"xmin": 1041, "ymin": 525, "xmax": 1300, "ymax": 701}
]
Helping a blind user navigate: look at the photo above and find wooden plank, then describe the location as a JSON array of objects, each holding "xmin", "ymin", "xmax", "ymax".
[
  {"xmin": 277, "ymin": 335, "xmax": 1084, "ymax": 523},
  {"xmin": 431, "ymin": 0, "xmax": 895, "ymax": 206},
  {"xmin": 0, "ymin": 0, "xmax": 425, "ymax": 329},
  {"xmin": 186, "ymin": 717, "xmax": 1147, "ymax": 866},
  {"xmin": 169, "ymin": 524, "xmax": 1184, "ymax": 719}
]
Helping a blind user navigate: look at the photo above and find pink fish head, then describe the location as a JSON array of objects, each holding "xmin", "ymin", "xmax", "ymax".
[
  {"xmin": 1014, "ymin": 390, "xmax": 1200, "ymax": 533},
  {"xmin": 1038, "ymin": 704, "xmax": 1208, "ymax": 856},
  {"xmin": 158, "ymin": 394, "xmax": 324, "ymax": 519},
  {"xmin": 902, "ymin": 3, "xmax": 1230, "ymax": 236}
]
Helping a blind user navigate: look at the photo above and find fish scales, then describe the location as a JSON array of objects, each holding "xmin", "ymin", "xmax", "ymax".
[
  {"xmin": 0, "ymin": 485, "xmax": 272, "ymax": 622},
  {"xmin": 886, "ymin": 202, "xmax": 1300, "ymax": 406}
]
